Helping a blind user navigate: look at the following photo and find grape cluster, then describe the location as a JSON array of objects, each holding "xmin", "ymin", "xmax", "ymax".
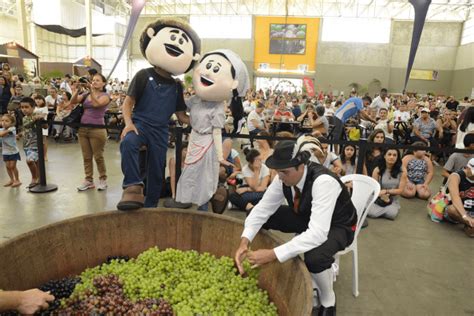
[
  {"xmin": 35, "ymin": 276, "xmax": 81, "ymax": 315},
  {"xmin": 69, "ymin": 248, "xmax": 277, "ymax": 315},
  {"xmin": 53, "ymin": 274, "xmax": 172, "ymax": 315},
  {"xmin": 0, "ymin": 277, "xmax": 81, "ymax": 316},
  {"xmin": 105, "ymin": 255, "xmax": 130, "ymax": 264}
]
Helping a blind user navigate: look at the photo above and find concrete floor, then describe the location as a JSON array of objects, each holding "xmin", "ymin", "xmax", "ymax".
[{"xmin": 0, "ymin": 140, "xmax": 473, "ymax": 315}]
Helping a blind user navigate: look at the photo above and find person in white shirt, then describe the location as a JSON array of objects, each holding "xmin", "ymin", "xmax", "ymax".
[
  {"xmin": 393, "ymin": 101, "xmax": 411, "ymax": 123},
  {"xmin": 374, "ymin": 107, "xmax": 394, "ymax": 141},
  {"xmin": 370, "ymin": 88, "xmax": 388, "ymax": 115},
  {"xmin": 234, "ymin": 137, "xmax": 357, "ymax": 316},
  {"xmin": 44, "ymin": 87, "xmax": 59, "ymax": 111},
  {"xmin": 59, "ymin": 74, "xmax": 72, "ymax": 94},
  {"xmin": 247, "ymin": 101, "xmax": 267, "ymax": 135}
]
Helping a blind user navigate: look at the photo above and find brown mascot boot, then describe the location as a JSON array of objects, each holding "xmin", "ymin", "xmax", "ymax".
[
  {"xmin": 117, "ymin": 185, "xmax": 145, "ymax": 211},
  {"xmin": 211, "ymin": 186, "xmax": 229, "ymax": 214}
]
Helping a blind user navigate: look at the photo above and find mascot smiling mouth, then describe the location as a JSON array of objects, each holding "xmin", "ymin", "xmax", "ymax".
[
  {"xmin": 200, "ymin": 75, "xmax": 214, "ymax": 87},
  {"xmin": 164, "ymin": 44, "xmax": 184, "ymax": 57}
]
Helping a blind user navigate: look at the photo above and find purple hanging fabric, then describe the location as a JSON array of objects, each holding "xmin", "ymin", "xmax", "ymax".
[
  {"xmin": 404, "ymin": 0, "xmax": 432, "ymax": 92},
  {"xmin": 107, "ymin": 0, "xmax": 146, "ymax": 79}
]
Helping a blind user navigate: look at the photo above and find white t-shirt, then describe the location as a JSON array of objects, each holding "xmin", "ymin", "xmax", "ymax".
[
  {"xmin": 370, "ymin": 96, "xmax": 388, "ymax": 114},
  {"xmin": 60, "ymin": 81, "xmax": 72, "ymax": 94},
  {"xmin": 45, "ymin": 95, "xmax": 58, "ymax": 108},
  {"xmin": 242, "ymin": 164, "xmax": 270, "ymax": 185},
  {"xmin": 375, "ymin": 119, "xmax": 394, "ymax": 139},
  {"xmin": 243, "ymin": 100, "xmax": 255, "ymax": 114},
  {"xmin": 322, "ymin": 152, "xmax": 340, "ymax": 169},
  {"xmin": 247, "ymin": 110, "xmax": 265, "ymax": 132},
  {"xmin": 34, "ymin": 107, "xmax": 49, "ymax": 136},
  {"xmin": 393, "ymin": 110, "xmax": 410, "ymax": 122}
]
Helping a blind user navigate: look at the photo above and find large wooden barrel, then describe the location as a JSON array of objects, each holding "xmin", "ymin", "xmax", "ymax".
[{"xmin": 0, "ymin": 209, "xmax": 313, "ymax": 315}]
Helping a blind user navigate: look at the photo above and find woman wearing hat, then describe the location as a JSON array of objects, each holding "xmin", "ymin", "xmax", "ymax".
[
  {"xmin": 411, "ymin": 107, "xmax": 443, "ymax": 145},
  {"xmin": 234, "ymin": 135, "xmax": 357, "ymax": 316}
]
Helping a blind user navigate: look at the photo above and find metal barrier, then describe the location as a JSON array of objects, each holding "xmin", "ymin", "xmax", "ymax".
[{"xmin": 31, "ymin": 120, "xmax": 474, "ymax": 194}]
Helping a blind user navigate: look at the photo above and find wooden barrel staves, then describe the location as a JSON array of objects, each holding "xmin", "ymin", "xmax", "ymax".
[{"xmin": 0, "ymin": 209, "xmax": 313, "ymax": 316}]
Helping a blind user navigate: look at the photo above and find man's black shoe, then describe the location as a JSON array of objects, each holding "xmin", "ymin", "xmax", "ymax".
[{"xmin": 318, "ymin": 304, "xmax": 336, "ymax": 316}]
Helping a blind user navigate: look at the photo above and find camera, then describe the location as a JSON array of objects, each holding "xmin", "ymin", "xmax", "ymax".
[{"xmin": 78, "ymin": 77, "xmax": 89, "ymax": 84}]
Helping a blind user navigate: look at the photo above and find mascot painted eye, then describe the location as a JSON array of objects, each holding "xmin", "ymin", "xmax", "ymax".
[{"xmin": 117, "ymin": 19, "xmax": 201, "ymax": 211}]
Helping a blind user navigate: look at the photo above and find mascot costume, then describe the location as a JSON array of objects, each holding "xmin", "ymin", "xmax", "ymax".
[
  {"xmin": 174, "ymin": 49, "xmax": 249, "ymax": 212},
  {"xmin": 117, "ymin": 19, "xmax": 201, "ymax": 210}
]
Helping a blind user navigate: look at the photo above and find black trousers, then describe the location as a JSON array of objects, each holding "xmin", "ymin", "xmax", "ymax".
[{"xmin": 263, "ymin": 206, "xmax": 354, "ymax": 273}]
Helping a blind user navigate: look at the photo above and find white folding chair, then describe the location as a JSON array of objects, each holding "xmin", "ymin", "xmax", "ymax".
[{"xmin": 335, "ymin": 174, "xmax": 380, "ymax": 297}]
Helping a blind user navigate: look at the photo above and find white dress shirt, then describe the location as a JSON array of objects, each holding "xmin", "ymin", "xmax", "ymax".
[{"xmin": 242, "ymin": 165, "xmax": 342, "ymax": 263}]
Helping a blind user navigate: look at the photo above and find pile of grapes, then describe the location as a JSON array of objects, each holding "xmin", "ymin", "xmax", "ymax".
[{"xmin": 1, "ymin": 247, "xmax": 277, "ymax": 315}]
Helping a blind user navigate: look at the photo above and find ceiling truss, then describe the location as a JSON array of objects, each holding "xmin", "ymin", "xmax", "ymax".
[{"xmin": 0, "ymin": 0, "xmax": 472, "ymax": 21}]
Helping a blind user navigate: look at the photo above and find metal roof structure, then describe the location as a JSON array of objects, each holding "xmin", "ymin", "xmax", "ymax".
[
  {"xmin": 0, "ymin": 0, "xmax": 472, "ymax": 22},
  {"xmin": 140, "ymin": 0, "xmax": 473, "ymax": 21}
]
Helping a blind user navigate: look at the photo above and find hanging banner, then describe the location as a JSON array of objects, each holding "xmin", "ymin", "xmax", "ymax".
[
  {"xmin": 303, "ymin": 77, "xmax": 315, "ymax": 97},
  {"xmin": 403, "ymin": 0, "xmax": 432, "ymax": 92},
  {"xmin": 108, "ymin": 0, "xmax": 146, "ymax": 79},
  {"xmin": 409, "ymin": 69, "xmax": 438, "ymax": 81}
]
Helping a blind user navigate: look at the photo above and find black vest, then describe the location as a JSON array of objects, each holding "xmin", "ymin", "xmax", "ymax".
[{"xmin": 283, "ymin": 162, "xmax": 357, "ymax": 227}]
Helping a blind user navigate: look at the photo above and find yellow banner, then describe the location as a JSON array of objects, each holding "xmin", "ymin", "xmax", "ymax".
[
  {"xmin": 254, "ymin": 17, "xmax": 320, "ymax": 72},
  {"xmin": 410, "ymin": 69, "xmax": 438, "ymax": 81}
]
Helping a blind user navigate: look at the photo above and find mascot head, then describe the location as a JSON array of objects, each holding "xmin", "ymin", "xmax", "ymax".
[
  {"xmin": 193, "ymin": 49, "xmax": 250, "ymax": 102},
  {"xmin": 140, "ymin": 19, "xmax": 201, "ymax": 76}
]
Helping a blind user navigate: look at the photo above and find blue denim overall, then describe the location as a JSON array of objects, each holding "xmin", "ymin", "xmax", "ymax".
[{"xmin": 120, "ymin": 72, "xmax": 177, "ymax": 207}]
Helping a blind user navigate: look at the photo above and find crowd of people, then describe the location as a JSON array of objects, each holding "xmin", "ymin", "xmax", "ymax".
[
  {"xmin": 1, "ymin": 60, "xmax": 473, "ymax": 236},
  {"xmin": 1, "ymin": 60, "xmax": 474, "ymax": 313}
]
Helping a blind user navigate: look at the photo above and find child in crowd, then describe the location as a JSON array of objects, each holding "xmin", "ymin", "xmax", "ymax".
[
  {"xmin": 340, "ymin": 144, "xmax": 357, "ymax": 176},
  {"xmin": 33, "ymin": 95, "xmax": 49, "ymax": 161},
  {"xmin": 19, "ymin": 97, "xmax": 40, "ymax": 188},
  {"xmin": 0, "ymin": 114, "xmax": 21, "ymax": 187}
]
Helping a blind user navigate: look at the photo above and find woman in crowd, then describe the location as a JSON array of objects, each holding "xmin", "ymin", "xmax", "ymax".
[
  {"xmin": 437, "ymin": 109, "xmax": 457, "ymax": 147},
  {"xmin": 0, "ymin": 76, "xmax": 12, "ymax": 114},
  {"xmin": 340, "ymin": 144, "xmax": 357, "ymax": 176},
  {"xmin": 228, "ymin": 148, "xmax": 270, "ymax": 214},
  {"xmin": 297, "ymin": 103, "xmax": 317, "ymax": 132},
  {"xmin": 255, "ymin": 130, "xmax": 274, "ymax": 162},
  {"xmin": 310, "ymin": 105, "xmax": 329, "ymax": 137},
  {"xmin": 455, "ymin": 107, "xmax": 474, "ymax": 149},
  {"xmin": 443, "ymin": 159, "xmax": 474, "ymax": 237},
  {"xmin": 70, "ymin": 73, "xmax": 110, "ymax": 191},
  {"xmin": 363, "ymin": 129, "xmax": 386, "ymax": 177},
  {"xmin": 219, "ymin": 138, "xmax": 242, "ymax": 183},
  {"xmin": 53, "ymin": 91, "xmax": 73, "ymax": 140},
  {"xmin": 368, "ymin": 148, "xmax": 407, "ymax": 220},
  {"xmin": 273, "ymin": 99, "xmax": 295, "ymax": 133},
  {"xmin": 401, "ymin": 141, "xmax": 433, "ymax": 200},
  {"xmin": 255, "ymin": 130, "xmax": 276, "ymax": 180}
]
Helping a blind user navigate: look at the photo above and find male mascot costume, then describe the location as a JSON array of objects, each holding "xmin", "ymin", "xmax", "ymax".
[
  {"xmin": 117, "ymin": 19, "xmax": 201, "ymax": 210},
  {"xmin": 174, "ymin": 49, "xmax": 249, "ymax": 212}
]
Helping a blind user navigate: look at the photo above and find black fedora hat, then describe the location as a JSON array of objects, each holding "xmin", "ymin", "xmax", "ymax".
[{"xmin": 265, "ymin": 140, "xmax": 302, "ymax": 170}]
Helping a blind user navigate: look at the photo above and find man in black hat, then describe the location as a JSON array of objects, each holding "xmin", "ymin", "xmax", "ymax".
[{"xmin": 234, "ymin": 138, "xmax": 357, "ymax": 316}]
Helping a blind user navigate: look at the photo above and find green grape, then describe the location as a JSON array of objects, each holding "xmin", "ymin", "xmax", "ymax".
[{"xmin": 64, "ymin": 247, "xmax": 277, "ymax": 315}]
